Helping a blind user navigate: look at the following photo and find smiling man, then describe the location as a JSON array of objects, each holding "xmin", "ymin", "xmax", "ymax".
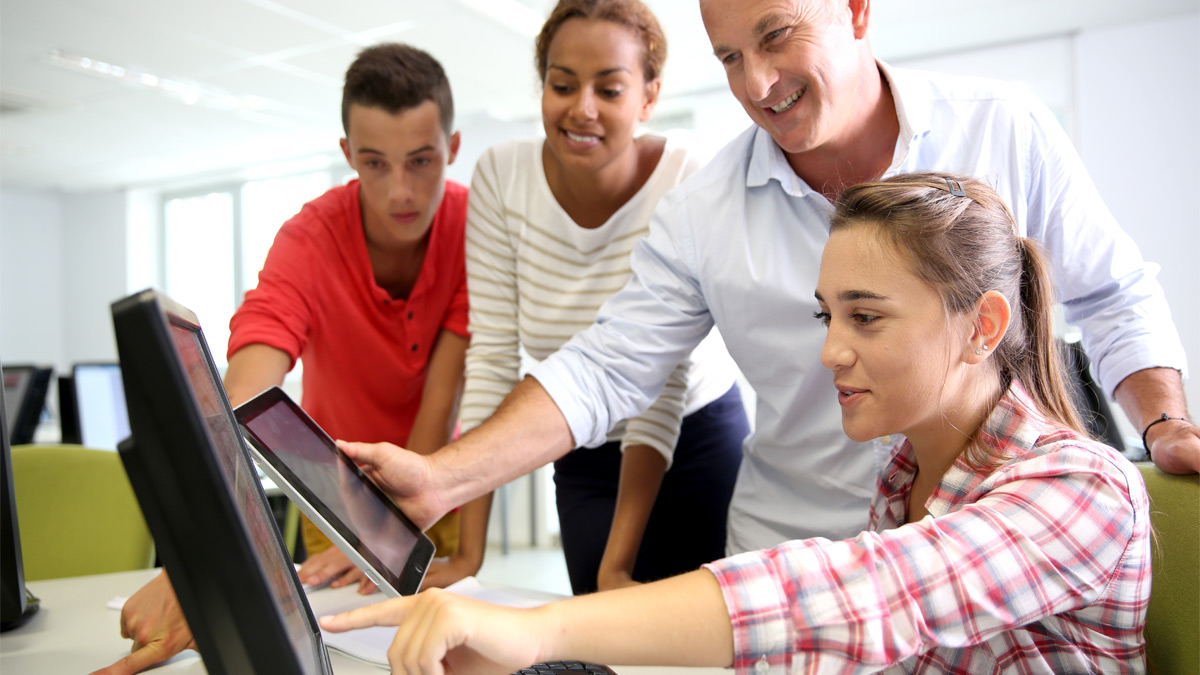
[
  {"xmin": 93, "ymin": 42, "xmax": 471, "ymax": 675},
  {"xmin": 335, "ymin": 0, "xmax": 1196, "ymax": 565}
]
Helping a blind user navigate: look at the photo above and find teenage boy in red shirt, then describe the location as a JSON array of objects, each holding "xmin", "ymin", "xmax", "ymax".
[{"xmin": 92, "ymin": 42, "xmax": 471, "ymax": 675}]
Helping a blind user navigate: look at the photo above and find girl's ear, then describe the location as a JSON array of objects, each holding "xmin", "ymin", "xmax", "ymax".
[
  {"xmin": 639, "ymin": 78, "xmax": 662, "ymax": 122},
  {"xmin": 965, "ymin": 291, "xmax": 1012, "ymax": 364}
]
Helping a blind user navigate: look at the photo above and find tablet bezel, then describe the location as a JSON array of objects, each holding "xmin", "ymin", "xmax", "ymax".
[{"xmin": 234, "ymin": 386, "xmax": 434, "ymax": 597}]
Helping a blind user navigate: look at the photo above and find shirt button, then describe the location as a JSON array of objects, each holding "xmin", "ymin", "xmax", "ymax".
[
  {"xmin": 407, "ymin": 311, "xmax": 413, "ymax": 320},
  {"xmin": 754, "ymin": 656, "xmax": 769, "ymax": 673},
  {"xmin": 411, "ymin": 344, "xmax": 418, "ymax": 352},
  {"xmin": 879, "ymin": 435, "xmax": 892, "ymax": 445}
]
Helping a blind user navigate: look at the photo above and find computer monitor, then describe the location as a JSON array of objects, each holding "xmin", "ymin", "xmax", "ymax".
[
  {"xmin": 112, "ymin": 289, "xmax": 332, "ymax": 675},
  {"xmin": 1, "ymin": 367, "xmax": 39, "ymax": 631},
  {"xmin": 2, "ymin": 365, "xmax": 52, "ymax": 446},
  {"xmin": 67, "ymin": 363, "xmax": 130, "ymax": 451}
]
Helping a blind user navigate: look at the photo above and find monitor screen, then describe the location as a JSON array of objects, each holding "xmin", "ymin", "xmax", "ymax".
[
  {"xmin": 112, "ymin": 289, "xmax": 328, "ymax": 675},
  {"xmin": 72, "ymin": 364, "xmax": 130, "ymax": 451}
]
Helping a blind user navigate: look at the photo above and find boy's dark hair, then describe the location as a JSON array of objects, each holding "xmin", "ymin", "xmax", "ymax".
[{"xmin": 341, "ymin": 43, "xmax": 454, "ymax": 137}]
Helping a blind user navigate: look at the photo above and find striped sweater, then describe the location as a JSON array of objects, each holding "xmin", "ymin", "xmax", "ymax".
[{"xmin": 460, "ymin": 136, "xmax": 738, "ymax": 466}]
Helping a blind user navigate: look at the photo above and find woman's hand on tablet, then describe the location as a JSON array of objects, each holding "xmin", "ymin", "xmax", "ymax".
[
  {"xmin": 299, "ymin": 547, "xmax": 378, "ymax": 595},
  {"xmin": 320, "ymin": 589, "xmax": 544, "ymax": 675}
]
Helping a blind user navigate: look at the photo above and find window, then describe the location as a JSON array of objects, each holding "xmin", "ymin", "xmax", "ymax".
[
  {"xmin": 162, "ymin": 170, "xmax": 342, "ymax": 366},
  {"xmin": 241, "ymin": 172, "xmax": 334, "ymax": 289},
  {"xmin": 165, "ymin": 191, "xmax": 236, "ymax": 365}
]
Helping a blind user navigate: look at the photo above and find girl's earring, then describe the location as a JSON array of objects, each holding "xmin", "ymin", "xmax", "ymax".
[{"xmin": 975, "ymin": 344, "xmax": 990, "ymax": 356}]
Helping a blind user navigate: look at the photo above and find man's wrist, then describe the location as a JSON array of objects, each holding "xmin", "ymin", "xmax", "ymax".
[{"xmin": 1142, "ymin": 413, "xmax": 1191, "ymax": 451}]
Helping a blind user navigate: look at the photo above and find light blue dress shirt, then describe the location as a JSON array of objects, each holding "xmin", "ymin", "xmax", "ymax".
[{"xmin": 532, "ymin": 62, "xmax": 1188, "ymax": 553}]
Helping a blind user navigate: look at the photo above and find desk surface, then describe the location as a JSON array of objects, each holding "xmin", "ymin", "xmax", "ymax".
[{"xmin": 0, "ymin": 568, "xmax": 725, "ymax": 675}]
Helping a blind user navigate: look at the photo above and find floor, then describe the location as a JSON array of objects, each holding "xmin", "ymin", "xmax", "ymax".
[{"xmin": 474, "ymin": 545, "xmax": 572, "ymax": 597}]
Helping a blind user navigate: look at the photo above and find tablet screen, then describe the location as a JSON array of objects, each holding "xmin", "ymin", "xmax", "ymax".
[{"xmin": 237, "ymin": 391, "xmax": 423, "ymax": 581}]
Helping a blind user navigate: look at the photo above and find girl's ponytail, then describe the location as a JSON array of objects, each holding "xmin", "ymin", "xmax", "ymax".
[{"xmin": 1013, "ymin": 237, "xmax": 1085, "ymax": 436}]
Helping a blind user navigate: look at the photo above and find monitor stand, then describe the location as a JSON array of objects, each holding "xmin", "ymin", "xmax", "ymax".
[{"xmin": 1, "ymin": 588, "xmax": 39, "ymax": 632}]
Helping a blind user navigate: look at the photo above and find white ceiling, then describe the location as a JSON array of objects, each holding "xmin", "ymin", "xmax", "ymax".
[{"xmin": 1, "ymin": 0, "xmax": 1195, "ymax": 193}]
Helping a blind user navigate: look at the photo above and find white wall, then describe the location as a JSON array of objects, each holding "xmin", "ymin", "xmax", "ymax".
[
  {"xmin": 896, "ymin": 36, "xmax": 1076, "ymax": 133},
  {"xmin": 1, "ymin": 189, "xmax": 131, "ymax": 369},
  {"xmin": 61, "ymin": 191, "xmax": 128, "ymax": 365},
  {"xmin": 446, "ymin": 115, "xmax": 542, "ymax": 187},
  {"xmin": 0, "ymin": 188, "xmax": 65, "ymax": 371},
  {"xmin": 1075, "ymin": 13, "xmax": 1200, "ymax": 417},
  {"xmin": 125, "ymin": 188, "xmax": 162, "ymax": 294}
]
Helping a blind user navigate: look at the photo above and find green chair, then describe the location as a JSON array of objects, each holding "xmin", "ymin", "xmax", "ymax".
[
  {"xmin": 1136, "ymin": 462, "xmax": 1199, "ymax": 675},
  {"xmin": 11, "ymin": 444, "xmax": 155, "ymax": 581}
]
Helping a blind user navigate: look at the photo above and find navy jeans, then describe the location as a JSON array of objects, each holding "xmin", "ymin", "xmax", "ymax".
[{"xmin": 553, "ymin": 384, "xmax": 749, "ymax": 595}]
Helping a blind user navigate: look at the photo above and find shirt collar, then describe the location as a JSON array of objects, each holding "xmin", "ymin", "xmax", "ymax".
[
  {"xmin": 877, "ymin": 60, "xmax": 932, "ymax": 171},
  {"xmin": 745, "ymin": 125, "xmax": 818, "ymax": 198}
]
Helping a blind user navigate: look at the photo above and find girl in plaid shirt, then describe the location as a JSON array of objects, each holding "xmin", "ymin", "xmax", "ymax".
[{"xmin": 322, "ymin": 173, "xmax": 1151, "ymax": 674}]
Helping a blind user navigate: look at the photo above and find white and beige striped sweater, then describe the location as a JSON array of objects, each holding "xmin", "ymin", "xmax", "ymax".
[{"xmin": 460, "ymin": 136, "xmax": 738, "ymax": 467}]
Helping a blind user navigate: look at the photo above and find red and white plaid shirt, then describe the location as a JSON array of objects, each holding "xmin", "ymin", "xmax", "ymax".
[{"xmin": 705, "ymin": 383, "xmax": 1150, "ymax": 674}]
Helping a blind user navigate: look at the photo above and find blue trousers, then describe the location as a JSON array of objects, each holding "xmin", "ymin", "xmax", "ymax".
[{"xmin": 553, "ymin": 385, "xmax": 749, "ymax": 595}]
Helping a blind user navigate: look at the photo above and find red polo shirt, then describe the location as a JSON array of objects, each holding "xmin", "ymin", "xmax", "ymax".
[{"xmin": 229, "ymin": 179, "xmax": 469, "ymax": 445}]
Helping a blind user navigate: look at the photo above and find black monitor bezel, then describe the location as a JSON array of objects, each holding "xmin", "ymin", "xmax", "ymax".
[
  {"xmin": 57, "ymin": 373, "xmax": 80, "ymax": 445},
  {"xmin": 235, "ymin": 385, "xmax": 434, "ymax": 596},
  {"xmin": 2, "ymin": 365, "xmax": 52, "ymax": 446},
  {"xmin": 1, "ymin": 369, "xmax": 39, "ymax": 631},
  {"xmin": 112, "ymin": 289, "xmax": 329, "ymax": 675}
]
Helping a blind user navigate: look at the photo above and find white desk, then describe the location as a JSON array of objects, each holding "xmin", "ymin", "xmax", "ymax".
[
  {"xmin": 0, "ymin": 568, "xmax": 366, "ymax": 674},
  {"xmin": 0, "ymin": 568, "xmax": 725, "ymax": 675}
]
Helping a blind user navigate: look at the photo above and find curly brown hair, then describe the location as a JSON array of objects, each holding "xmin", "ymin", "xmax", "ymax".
[{"xmin": 534, "ymin": 0, "xmax": 667, "ymax": 83}]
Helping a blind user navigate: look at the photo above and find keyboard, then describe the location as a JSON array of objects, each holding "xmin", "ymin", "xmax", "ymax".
[{"xmin": 514, "ymin": 661, "xmax": 616, "ymax": 675}]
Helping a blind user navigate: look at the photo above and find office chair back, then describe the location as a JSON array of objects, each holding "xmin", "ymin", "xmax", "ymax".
[
  {"xmin": 11, "ymin": 444, "xmax": 155, "ymax": 581},
  {"xmin": 1137, "ymin": 462, "xmax": 1199, "ymax": 675}
]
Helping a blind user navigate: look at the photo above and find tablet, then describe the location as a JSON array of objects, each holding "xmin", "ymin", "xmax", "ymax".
[{"xmin": 234, "ymin": 386, "xmax": 434, "ymax": 597}]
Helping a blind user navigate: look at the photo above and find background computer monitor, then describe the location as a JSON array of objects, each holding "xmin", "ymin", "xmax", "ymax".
[
  {"xmin": 112, "ymin": 289, "xmax": 329, "ymax": 675},
  {"xmin": 66, "ymin": 363, "xmax": 130, "ymax": 451},
  {"xmin": 2, "ymin": 365, "xmax": 52, "ymax": 446},
  {"xmin": 1, "ymin": 367, "xmax": 39, "ymax": 631}
]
